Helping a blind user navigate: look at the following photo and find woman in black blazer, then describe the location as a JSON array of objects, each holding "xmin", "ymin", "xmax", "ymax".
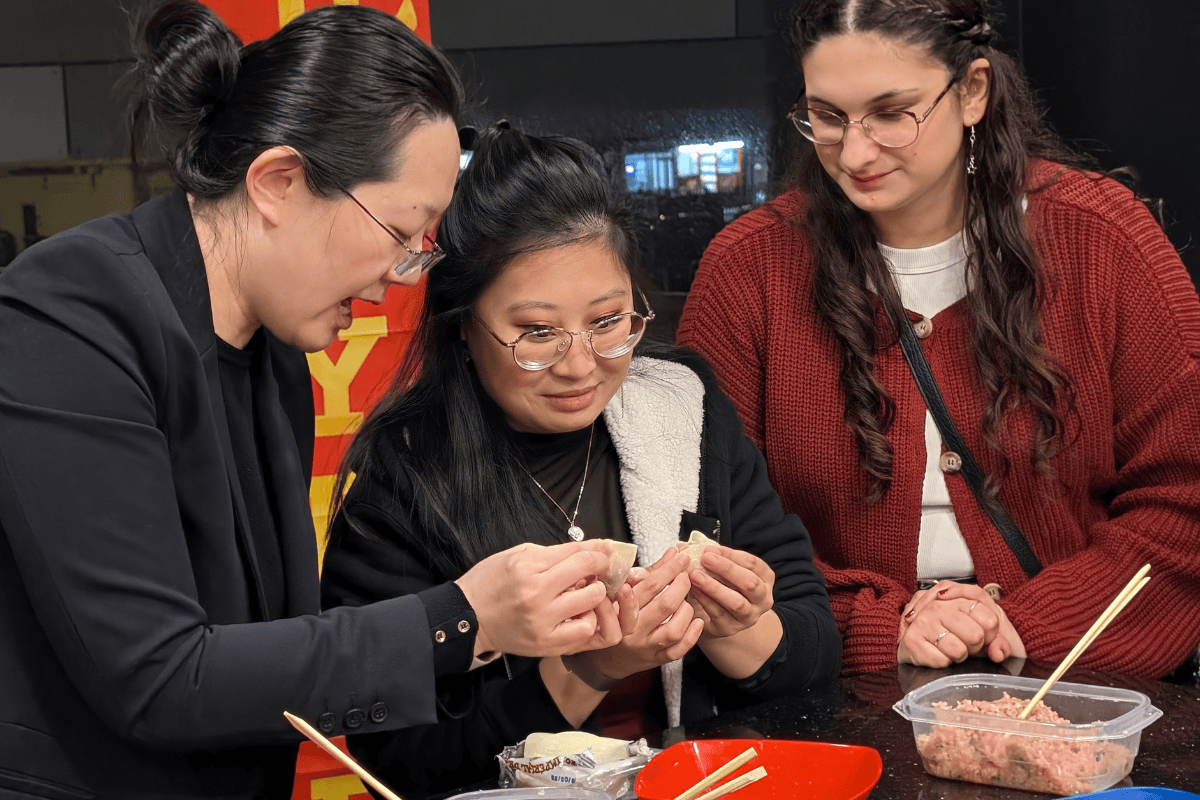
[{"xmin": 0, "ymin": 5, "xmax": 619, "ymax": 798}]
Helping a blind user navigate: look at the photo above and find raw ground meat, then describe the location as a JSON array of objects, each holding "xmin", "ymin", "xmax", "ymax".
[{"xmin": 916, "ymin": 692, "xmax": 1134, "ymax": 795}]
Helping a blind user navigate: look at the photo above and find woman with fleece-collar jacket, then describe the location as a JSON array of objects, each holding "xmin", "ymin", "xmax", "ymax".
[{"xmin": 321, "ymin": 352, "xmax": 841, "ymax": 796}]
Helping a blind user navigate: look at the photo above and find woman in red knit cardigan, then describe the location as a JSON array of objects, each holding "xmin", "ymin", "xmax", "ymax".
[{"xmin": 678, "ymin": 0, "xmax": 1200, "ymax": 679}]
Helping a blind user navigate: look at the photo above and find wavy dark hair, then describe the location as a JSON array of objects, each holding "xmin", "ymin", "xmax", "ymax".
[
  {"xmin": 786, "ymin": 0, "xmax": 1103, "ymax": 502},
  {"xmin": 329, "ymin": 125, "xmax": 650, "ymax": 569},
  {"xmin": 125, "ymin": 0, "xmax": 462, "ymax": 202}
]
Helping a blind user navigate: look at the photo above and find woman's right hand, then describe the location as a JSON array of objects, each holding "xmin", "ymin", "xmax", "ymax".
[
  {"xmin": 574, "ymin": 549, "xmax": 705, "ymax": 681},
  {"xmin": 455, "ymin": 540, "xmax": 619, "ymax": 658},
  {"xmin": 896, "ymin": 582, "xmax": 1026, "ymax": 668}
]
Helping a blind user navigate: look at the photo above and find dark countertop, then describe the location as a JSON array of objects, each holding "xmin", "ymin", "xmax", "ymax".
[
  {"xmin": 428, "ymin": 659, "xmax": 1198, "ymax": 799},
  {"xmin": 663, "ymin": 659, "xmax": 1200, "ymax": 798}
]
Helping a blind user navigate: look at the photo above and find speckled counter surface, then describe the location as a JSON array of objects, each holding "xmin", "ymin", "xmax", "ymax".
[{"xmin": 662, "ymin": 660, "xmax": 1200, "ymax": 798}]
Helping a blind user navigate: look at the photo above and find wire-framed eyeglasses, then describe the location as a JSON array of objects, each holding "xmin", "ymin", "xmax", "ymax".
[
  {"xmin": 787, "ymin": 79, "xmax": 958, "ymax": 148},
  {"xmin": 474, "ymin": 289, "xmax": 656, "ymax": 371},
  {"xmin": 341, "ymin": 189, "xmax": 445, "ymax": 278}
]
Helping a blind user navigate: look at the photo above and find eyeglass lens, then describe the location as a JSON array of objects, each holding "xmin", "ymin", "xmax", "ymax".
[
  {"xmin": 513, "ymin": 314, "xmax": 647, "ymax": 369},
  {"xmin": 797, "ymin": 109, "xmax": 921, "ymax": 148},
  {"xmin": 396, "ymin": 247, "xmax": 443, "ymax": 277}
]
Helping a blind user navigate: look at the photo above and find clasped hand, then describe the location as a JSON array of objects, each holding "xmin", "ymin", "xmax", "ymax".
[
  {"xmin": 896, "ymin": 581, "xmax": 1026, "ymax": 668},
  {"xmin": 570, "ymin": 549, "xmax": 704, "ymax": 682},
  {"xmin": 454, "ymin": 540, "xmax": 624, "ymax": 658},
  {"xmin": 570, "ymin": 543, "xmax": 777, "ymax": 683},
  {"xmin": 684, "ymin": 543, "xmax": 775, "ymax": 641}
]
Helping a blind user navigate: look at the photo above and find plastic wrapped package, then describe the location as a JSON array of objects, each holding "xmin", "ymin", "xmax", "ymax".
[{"xmin": 498, "ymin": 734, "xmax": 659, "ymax": 800}]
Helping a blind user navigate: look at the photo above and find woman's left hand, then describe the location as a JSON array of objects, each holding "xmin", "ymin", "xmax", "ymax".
[
  {"xmin": 897, "ymin": 582, "xmax": 1026, "ymax": 667},
  {"xmin": 686, "ymin": 545, "xmax": 776, "ymax": 640}
]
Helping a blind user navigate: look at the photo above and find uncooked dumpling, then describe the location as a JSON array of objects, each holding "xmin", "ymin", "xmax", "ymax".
[
  {"xmin": 600, "ymin": 540, "xmax": 638, "ymax": 599},
  {"xmin": 678, "ymin": 530, "xmax": 717, "ymax": 574}
]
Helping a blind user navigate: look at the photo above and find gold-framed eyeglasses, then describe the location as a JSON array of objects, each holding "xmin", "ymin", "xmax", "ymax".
[
  {"xmin": 787, "ymin": 79, "xmax": 958, "ymax": 148},
  {"xmin": 341, "ymin": 189, "xmax": 445, "ymax": 277},
  {"xmin": 474, "ymin": 289, "xmax": 656, "ymax": 371}
]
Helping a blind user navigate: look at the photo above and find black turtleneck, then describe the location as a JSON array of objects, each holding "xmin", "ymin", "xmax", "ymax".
[
  {"xmin": 514, "ymin": 417, "xmax": 632, "ymax": 545},
  {"xmin": 216, "ymin": 330, "xmax": 286, "ymax": 621}
]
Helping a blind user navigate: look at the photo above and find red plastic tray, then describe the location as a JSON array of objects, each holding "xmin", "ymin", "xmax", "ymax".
[{"xmin": 635, "ymin": 739, "xmax": 882, "ymax": 800}]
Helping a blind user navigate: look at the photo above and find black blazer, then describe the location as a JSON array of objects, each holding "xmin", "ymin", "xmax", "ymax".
[{"xmin": 0, "ymin": 193, "xmax": 458, "ymax": 799}]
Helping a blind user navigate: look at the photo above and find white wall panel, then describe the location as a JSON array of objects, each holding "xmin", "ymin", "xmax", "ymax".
[{"xmin": 0, "ymin": 65, "xmax": 69, "ymax": 162}]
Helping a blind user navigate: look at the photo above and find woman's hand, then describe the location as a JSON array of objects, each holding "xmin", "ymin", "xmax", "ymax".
[
  {"xmin": 455, "ymin": 540, "xmax": 619, "ymax": 658},
  {"xmin": 574, "ymin": 549, "xmax": 704, "ymax": 682},
  {"xmin": 896, "ymin": 581, "xmax": 1026, "ymax": 668},
  {"xmin": 685, "ymin": 545, "xmax": 776, "ymax": 640}
]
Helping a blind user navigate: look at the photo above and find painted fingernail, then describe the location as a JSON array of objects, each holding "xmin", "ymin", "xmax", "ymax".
[
  {"xmin": 937, "ymin": 588, "xmax": 950, "ymax": 597},
  {"xmin": 904, "ymin": 609, "xmax": 915, "ymax": 620}
]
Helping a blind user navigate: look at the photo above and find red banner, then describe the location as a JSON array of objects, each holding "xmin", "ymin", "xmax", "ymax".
[{"xmin": 202, "ymin": 0, "xmax": 431, "ymax": 45}]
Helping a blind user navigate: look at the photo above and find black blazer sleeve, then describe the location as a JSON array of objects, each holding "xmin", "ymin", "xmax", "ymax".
[
  {"xmin": 323, "ymin": 462, "xmax": 576, "ymax": 796},
  {"xmin": 0, "ymin": 227, "xmax": 446, "ymax": 753},
  {"xmin": 699, "ymin": 369, "xmax": 842, "ymax": 700}
]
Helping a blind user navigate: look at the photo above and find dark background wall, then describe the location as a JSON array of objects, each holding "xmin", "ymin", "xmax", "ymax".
[
  {"xmin": 428, "ymin": 0, "xmax": 1199, "ymax": 328},
  {"xmin": 2, "ymin": 0, "xmax": 1196, "ymax": 312}
]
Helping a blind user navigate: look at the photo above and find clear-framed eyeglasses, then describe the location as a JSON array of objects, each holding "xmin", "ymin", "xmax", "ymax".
[
  {"xmin": 786, "ymin": 79, "xmax": 958, "ymax": 148},
  {"xmin": 340, "ymin": 188, "xmax": 445, "ymax": 278},
  {"xmin": 474, "ymin": 289, "xmax": 656, "ymax": 371}
]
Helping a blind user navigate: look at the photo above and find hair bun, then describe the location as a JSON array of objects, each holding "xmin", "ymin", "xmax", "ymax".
[{"xmin": 133, "ymin": 1, "xmax": 242, "ymax": 134}]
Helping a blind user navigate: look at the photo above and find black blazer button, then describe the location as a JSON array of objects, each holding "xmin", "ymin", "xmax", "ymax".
[
  {"xmin": 317, "ymin": 712, "xmax": 337, "ymax": 734},
  {"xmin": 344, "ymin": 707, "xmax": 366, "ymax": 729},
  {"xmin": 370, "ymin": 702, "xmax": 389, "ymax": 724}
]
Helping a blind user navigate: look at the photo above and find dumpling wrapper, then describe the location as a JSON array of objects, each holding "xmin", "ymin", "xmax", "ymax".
[
  {"xmin": 600, "ymin": 540, "xmax": 638, "ymax": 599},
  {"xmin": 523, "ymin": 730, "xmax": 631, "ymax": 763},
  {"xmin": 677, "ymin": 529, "xmax": 717, "ymax": 574}
]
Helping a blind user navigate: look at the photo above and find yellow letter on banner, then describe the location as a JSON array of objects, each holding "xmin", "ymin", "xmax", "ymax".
[
  {"xmin": 280, "ymin": 0, "xmax": 416, "ymax": 33},
  {"xmin": 306, "ymin": 315, "xmax": 389, "ymax": 439},
  {"xmin": 397, "ymin": 0, "xmax": 418, "ymax": 29},
  {"xmin": 310, "ymin": 773, "xmax": 369, "ymax": 800},
  {"xmin": 278, "ymin": 0, "xmax": 304, "ymax": 27}
]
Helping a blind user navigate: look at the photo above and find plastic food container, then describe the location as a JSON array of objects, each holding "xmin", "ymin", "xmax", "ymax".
[{"xmin": 893, "ymin": 673, "xmax": 1162, "ymax": 796}]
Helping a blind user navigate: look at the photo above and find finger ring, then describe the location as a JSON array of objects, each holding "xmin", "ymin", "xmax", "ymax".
[
  {"xmin": 935, "ymin": 630, "xmax": 948, "ymax": 646},
  {"xmin": 968, "ymin": 602, "xmax": 978, "ymax": 614}
]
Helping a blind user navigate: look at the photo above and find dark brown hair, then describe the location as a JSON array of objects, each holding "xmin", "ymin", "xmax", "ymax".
[
  {"xmin": 787, "ymin": 0, "xmax": 1095, "ymax": 502},
  {"xmin": 329, "ymin": 126, "xmax": 649, "ymax": 568}
]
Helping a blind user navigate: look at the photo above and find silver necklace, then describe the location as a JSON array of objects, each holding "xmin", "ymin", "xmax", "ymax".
[{"xmin": 529, "ymin": 422, "xmax": 595, "ymax": 542}]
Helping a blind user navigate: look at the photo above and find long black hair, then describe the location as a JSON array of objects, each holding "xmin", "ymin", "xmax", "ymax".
[
  {"xmin": 125, "ymin": 0, "xmax": 462, "ymax": 201},
  {"xmin": 330, "ymin": 125, "xmax": 649, "ymax": 571},
  {"xmin": 786, "ymin": 0, "xmax": 1103, "ymax": 502}
]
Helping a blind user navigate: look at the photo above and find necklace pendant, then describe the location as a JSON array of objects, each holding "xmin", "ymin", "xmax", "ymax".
[{"xmin": 567, "ymin": 525, "xmax": 585, "ymax": 542}]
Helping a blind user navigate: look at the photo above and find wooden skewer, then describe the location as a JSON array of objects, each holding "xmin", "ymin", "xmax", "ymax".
[
  {"xmin": 672, "ymin": 746, "xmax": 758, "ymax": 800},
  {"xmin": 1018, "ymin": 564, "xmax": 1152, "ymax": 720},
  {"xmin": 692, "ymin": 766, "xmax": 769, "ymax": 800},
  {"xmin": 284, "ymin": 711, "xmax": 406, "ymax": 800}
]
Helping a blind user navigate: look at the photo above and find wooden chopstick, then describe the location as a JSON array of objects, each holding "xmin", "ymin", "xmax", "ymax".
[
  {"xmin": 284, "ymin": 711, "xmax": 406, "ymax": 800},
  {"xmin": 692, "ymin": 766, "xmax": 768, "ymax": 800},
  {"xmin": 671, "ymin": 746, "xmax": 757, "ymax": 800},
  {"xmin": 1018, "ymin": 564, "xmax": 1152, "ymax": 719}
]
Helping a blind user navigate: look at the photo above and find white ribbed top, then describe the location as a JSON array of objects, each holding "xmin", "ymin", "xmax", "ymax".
[{"xmin": 879, "ymin": 232, "xmax": 975, "ymax": 582}]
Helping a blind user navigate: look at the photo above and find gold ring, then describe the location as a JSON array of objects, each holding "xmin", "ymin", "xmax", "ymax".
[{"xmin": 935, "ymin": 630, "xmax": 948, "ymax": 646}]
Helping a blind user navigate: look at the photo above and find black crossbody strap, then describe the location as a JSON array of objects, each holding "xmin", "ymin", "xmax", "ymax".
[{"xmin": 894, "ymin": 315, "xmax": 1043, "ymax": 578}]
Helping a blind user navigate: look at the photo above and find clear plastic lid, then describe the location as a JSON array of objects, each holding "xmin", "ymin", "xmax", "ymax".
[{"xmin": 892, "ymin": 673, "xmax": 1162, "ymax": 740}]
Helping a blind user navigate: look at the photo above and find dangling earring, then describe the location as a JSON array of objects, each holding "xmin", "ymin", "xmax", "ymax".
[
  {"xmin": 463, "ymin": 348, "xmax": 472, "ymax": 363},
  {"xmin": 966, "ymin": 125, "xmax": 977, "ymax": 176}
]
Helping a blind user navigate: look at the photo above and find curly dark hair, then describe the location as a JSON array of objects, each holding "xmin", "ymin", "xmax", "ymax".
[{"xmin": 785, "ymin": 0, "xmax": 1108, "ymax": 503}]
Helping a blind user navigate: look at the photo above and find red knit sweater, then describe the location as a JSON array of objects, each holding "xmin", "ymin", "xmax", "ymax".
[{"xmin": 678, "ymin": 163, "xmax": 1200, "ymax": 678}]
